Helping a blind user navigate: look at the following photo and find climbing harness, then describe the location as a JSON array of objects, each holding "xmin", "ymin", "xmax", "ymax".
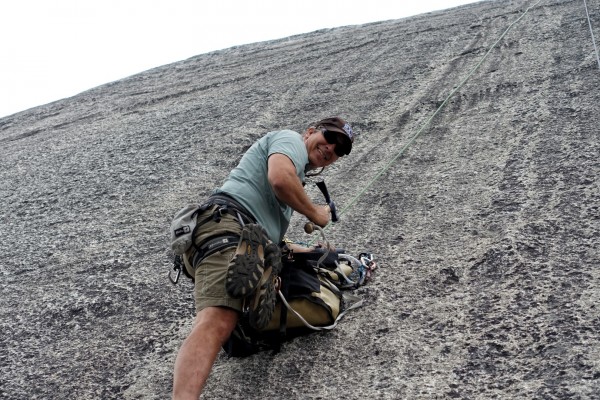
[{"xmin": 168, "ymin": 193, "xmax": 256, "ymax": 284}]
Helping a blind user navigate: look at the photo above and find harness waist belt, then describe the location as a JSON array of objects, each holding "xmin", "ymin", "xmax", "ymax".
[{"xmin": 203, "ymin": 193, "xmax": 256, "ymax": 225}]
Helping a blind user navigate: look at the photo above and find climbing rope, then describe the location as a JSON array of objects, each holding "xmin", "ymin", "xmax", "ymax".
[
  {"xmin": 309, "ymin": 0, "xmax": 543, "ymax": 241},
  {"xmin": 583, "ymin": 0, "xmax": 600, "ymax": 69}
]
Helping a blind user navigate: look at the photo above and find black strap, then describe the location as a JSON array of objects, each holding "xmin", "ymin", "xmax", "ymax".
[
  {"xmin": 276, "ymin": 259, "xmax": 292, "ymax": 353},
  {"xmin": 203, "ymin": 193, "xmax": 256, "ymax": 225},
  {"xmin": 289, "ymin": 249, "xmax": 341, "ymax": 271},
  {"xmin": 191, "ymin": 234, "xmax": 240, "ymax": 269}
]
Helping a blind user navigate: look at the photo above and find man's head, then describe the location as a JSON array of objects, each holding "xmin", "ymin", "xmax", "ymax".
[
  {"xmin": 304, "ymin": 117, "xmax": 354, "ymax": 169},
  {"xmin": 314, "ymin": 117, "xmax": 354, "ymax": 157}
]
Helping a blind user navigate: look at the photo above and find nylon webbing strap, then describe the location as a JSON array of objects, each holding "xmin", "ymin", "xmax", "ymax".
[{"xmin": 191, "ymin": 235, "xmax": 239, "ymax": 269}]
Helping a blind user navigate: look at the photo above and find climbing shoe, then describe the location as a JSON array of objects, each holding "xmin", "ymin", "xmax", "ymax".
[{"xmin": 226, "ymin": 224, "xmax": 269, "ymax": 298}]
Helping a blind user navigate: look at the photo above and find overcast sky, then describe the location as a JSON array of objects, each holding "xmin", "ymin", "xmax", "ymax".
[{"xmin": 0, "ymin": 0, "xmax": 480, "ymax": 118}]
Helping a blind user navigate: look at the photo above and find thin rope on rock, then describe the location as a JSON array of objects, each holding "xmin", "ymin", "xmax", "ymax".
[
  {"xmin": 310, "ymin": 0, "xmax": 542, "ymax": 243},
  {"xmin": 583, "ymin": 0, "xmax": 600, "ymax": 69}
]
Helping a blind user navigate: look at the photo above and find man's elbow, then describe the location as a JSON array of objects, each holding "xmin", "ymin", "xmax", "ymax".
[{"xmin": 269, "ymin": 175, "xmax": 288, "ymax": 194}]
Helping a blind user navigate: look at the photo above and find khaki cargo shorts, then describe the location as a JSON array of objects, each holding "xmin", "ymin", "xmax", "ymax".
[{"xmin": 183, "ymin": 205, "xmax": 244, "ymax": 313}]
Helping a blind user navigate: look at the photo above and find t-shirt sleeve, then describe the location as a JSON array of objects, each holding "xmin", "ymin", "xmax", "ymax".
[{"xmin": 267, "ymin": 130, "xmax": 308, "ymax": 175}]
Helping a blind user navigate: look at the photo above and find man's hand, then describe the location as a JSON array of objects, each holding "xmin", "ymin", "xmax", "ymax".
[{"xmin": 312, "ymin": 204, "xmax": 331, "ymax": 227}]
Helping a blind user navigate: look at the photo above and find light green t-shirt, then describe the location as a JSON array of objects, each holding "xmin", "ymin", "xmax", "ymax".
[{"xmin": 216, "ymin": 129, "xmax": 308, "ymax": 242}]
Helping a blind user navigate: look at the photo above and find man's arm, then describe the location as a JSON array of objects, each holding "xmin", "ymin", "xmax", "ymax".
[{"xmin": 268, "ymin": 153, "xmax": 330, "ymax": 227}]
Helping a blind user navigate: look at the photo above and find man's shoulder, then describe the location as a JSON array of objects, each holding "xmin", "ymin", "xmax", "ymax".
[
  {"xmin": 265, "ymin": 129, "xmax": 303, "ymax": 149},
  {"xmin": 266, "ymin": 129, "xmax": 301, "ymax": 140}
]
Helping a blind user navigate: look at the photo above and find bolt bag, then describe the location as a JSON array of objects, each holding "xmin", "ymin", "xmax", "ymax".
[
  {"xmin": 223, "ymin": 244, "xmax": 376, "ymax": 357},
  {"xmin": 170, "ymin": 204, "xmax": 202, "ymax": 255}
]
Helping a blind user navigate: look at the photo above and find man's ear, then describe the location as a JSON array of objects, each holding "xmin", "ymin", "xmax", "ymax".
[{"xmin": 303, "ymin": 126, "xmax": 319, "ymax": 144}]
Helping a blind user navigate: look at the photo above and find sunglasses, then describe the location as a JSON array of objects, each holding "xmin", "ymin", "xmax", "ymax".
[{"xmin": 321, "ymin": 129, "xmax": 350, "ymax": 157}]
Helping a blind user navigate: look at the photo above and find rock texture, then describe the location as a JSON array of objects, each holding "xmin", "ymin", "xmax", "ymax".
[{"xmin": 1, "ymin": 0, "xmax": 599, "ymax": 398}]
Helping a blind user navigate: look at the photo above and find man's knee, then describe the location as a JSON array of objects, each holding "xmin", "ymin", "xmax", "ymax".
[{"xmin": 193, "ymin": 307, "xmax": 238, "ymax": 342}]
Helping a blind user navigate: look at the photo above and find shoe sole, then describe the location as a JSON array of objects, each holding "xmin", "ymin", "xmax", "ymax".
[
  {"xmin": 264, "ymin": 242, "xmax": 283, "ymax": 275},
  {"xmin": 248, "ymin": 266, "xmax": 278, "ymax": 330},
  {"xmin": 226, "ymin": 224, "xmax": 267, "ymax": 298},
  {"xmin": 248, "ymin": 243, "xmax": 282, "ymax": 330}
]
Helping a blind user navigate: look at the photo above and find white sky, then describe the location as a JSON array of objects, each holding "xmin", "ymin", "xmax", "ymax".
[{"xmin": 0, "ymin": 0, "xmax": 479, "ymax": 118}]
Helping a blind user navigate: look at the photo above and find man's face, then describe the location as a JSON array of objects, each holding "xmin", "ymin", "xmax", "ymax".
[{"xmin": 305, "ymin": 128, "xmax": 340, "ymax": 168}]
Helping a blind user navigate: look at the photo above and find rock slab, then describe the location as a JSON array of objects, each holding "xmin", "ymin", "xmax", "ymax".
[{"xmin": 1, "ymin": 0, "xmax": 599, "ymax": 398}]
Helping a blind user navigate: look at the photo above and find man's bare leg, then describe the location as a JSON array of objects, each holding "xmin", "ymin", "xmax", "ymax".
[{"xmin": 172, "ymin": 306, "xmax": 238, "ymax": 399}]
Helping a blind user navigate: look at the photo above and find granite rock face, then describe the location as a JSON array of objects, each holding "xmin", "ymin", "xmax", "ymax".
[{"xmin": 1, "ymin": 0, "xmax": 599, "ymax": 398}]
